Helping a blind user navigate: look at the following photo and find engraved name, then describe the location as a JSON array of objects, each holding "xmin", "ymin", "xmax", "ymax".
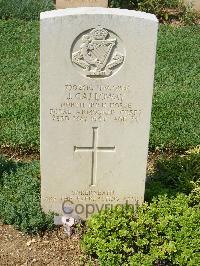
[{"xmin": 49, "ymin": 83, "xmax": 142, "ymax": 123}]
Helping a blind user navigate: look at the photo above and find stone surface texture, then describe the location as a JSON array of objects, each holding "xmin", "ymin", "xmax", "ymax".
[
  {"xmin": 184, "ymin": 0, "xmax": 200, "ymax": 11},
  {"xmin": 56, "ymin": 0, "xmax": 108, "ymax": 9},
  {"xmin": 40, "ymin": 8, "xmax": 158, "ymax": 219}
]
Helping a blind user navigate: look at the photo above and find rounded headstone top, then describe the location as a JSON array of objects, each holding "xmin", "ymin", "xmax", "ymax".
[{"xmin": 40, "ymin": 7, "xmax": 158, "ymax": 23}]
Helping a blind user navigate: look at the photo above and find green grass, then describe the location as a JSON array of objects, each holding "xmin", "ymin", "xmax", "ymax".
[
  {"xmin": 0, "ymin": 20, "xmax": 200, "ymax": 151},
  {"xmin": 150, "ymin": 25, "xmax": 200, "ymax": 150},
  {"xmin": 0, "ymin": 20, "xmax": 40, "ymax": 149},
  {"xmin": 0, "ymin": 0, "xmax": 54, "ymax": 20}
]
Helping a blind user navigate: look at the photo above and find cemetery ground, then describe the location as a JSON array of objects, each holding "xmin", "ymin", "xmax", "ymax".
[{"xmin": 0, "ymin": 19, "xmax": 200, "ymax": 266}]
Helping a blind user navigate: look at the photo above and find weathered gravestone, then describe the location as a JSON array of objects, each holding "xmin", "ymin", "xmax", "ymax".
[
  {"xmin": 56, "ymin": 0, "xmax": 108, "ymax": 9},
  {"xmin": 40, "ymin": 8, "xmax": 158, "ymax": 219}
]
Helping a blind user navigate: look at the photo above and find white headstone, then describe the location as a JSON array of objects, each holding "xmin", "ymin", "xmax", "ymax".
[{"xmin": 40, "ymin": 8, "xmax": 158, "ymax": 219}]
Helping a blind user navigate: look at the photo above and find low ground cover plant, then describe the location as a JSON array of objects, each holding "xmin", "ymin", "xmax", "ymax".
[
  {"xmin": 82, "ymin": 150, "xmax": 200, "ymax": 265},
  {"xmin": 0, "ymin": 156, "xmax": 54, "ymax": 234},
  {"xmin": 82, "ymin": 194, "xmax": 200, "ymax": 265}
]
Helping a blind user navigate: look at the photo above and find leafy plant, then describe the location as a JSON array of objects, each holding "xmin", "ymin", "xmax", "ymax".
[
  {"xmin": 82, "ymin": 194, "xmax": 200, "ymax": 265},
  {"xmin": 189, "ymin": 180, "xmax": 200, "ymax": 206},
  {"xmin": 109, "ymin": 0, "xmax": 199, "ymax": 24},
  {"xmin": 109, "ymin": 0, "xmax": 138, "ymax": 9},
  {"xmin": 83, "ymin": 152, "xmax": 200, "ymax": 265},
  {"xmin": 137, "ymin": 0, "xmax": 185, "ymax": 22}
]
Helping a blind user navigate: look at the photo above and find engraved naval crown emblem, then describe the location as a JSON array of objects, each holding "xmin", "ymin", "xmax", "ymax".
[{"xmin": 71, "ymin": 26, "xmax": 125, "ymax": 77}]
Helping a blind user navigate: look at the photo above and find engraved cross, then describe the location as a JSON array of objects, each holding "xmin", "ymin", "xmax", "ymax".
[{"xmin": 74, "ymin": 127, "xmax": 116, "ymax": 186}]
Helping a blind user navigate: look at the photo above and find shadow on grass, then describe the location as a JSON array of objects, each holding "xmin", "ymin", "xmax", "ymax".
[
  {"xmin": 0, "ymin": 155, "xmax": 24, "ymax": 185},
  {"xmin": 145, "ymin": 152, "xmax": 200, "ymax": 202}
]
